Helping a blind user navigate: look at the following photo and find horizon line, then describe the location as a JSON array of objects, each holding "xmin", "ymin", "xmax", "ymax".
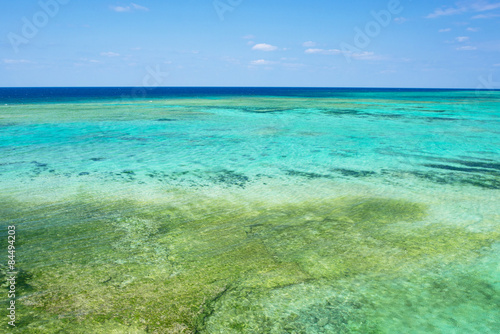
[{"xmin": 0, "ymin": 86, "xmax": 498, "ymax": 90}]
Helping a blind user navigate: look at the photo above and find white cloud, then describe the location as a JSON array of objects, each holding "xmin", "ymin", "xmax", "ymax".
[
  {"xmin": 470, "ymin": 0, "xmax": 500, "ymax": 11},
  {"xmin": 249, "ymin": 59, "xmax": 303, "ymax": 69},
  {"xmin": 351, "ymin": 51, "xmax": 381, "ymax": 60},
  {"xmin": 100, "ymin": 51, "xmax": 120, "ymax": 57},
  {"xmin": 426, "ymin": 6, "xmax": 466, "ymax": 18},
  {"xmin": 380, "ymin": 69, "xmax": 397, "ymax": 74},
  {"xmin": 304, "ymin": 48, "xmax": 341, "ymax": 55},
  {"xmin": 494, "ymin": 63, "xmax": 500, "ymax": 66},
  {"xmin": 110, "ymin": 5, "xmax": 130, "ymax": 12},
  {"xmin": 74, "ymin": 58, "xmax": 101, "ymax": 67},
  {"xmin": 427, "ymin": 1, "xmax": 500, "ymax": 18},
  {"xmin": 456, "ymin": 36, "xmax": 470, "ymax": 42},
  {"xmin": 247, "ymin": 41, "xmax": 255, "ymax": 46},
  {"xmin": 456, "ymin": 45, "xmax": 477, "ymax": 50},
  {"xmin": 472, "ymin": 13, "xmax": 500, "ymax": 18},
  {"xmin": 467, "ymin": 27, "xmax": 480, "ymax": 31},
  {"xmin": 394, "ymin": 17, "xmax": 408, "ymax": 23},
  {"xmin": 110, "ymin": 3, "xmax": 149, "ymax": 12},
  {"xmin": 304, "ymin": 48, "xmax": 382, "ymax": 60},
  {"xmin": 131, "ymin": 3, "xmax": 149, "ymax": 11},
  {"xmin": 439, "ymin": 28, "xmax": 452, "ymax": 32},
  {"xmin": 3, "ymin": 59, "xmax": 32, "ymax": 64},
  {"xmin": 250, "ymin": 59, "xmax": 275, "ymax": 65},
  {"xmin": 302, "ymin": 41, "xmax": 317, "ymax": 47},
  {"xmin": 252, "ymin": 43, "xmax": 278, "ymax": 51},
  {"xmin": 243, "ymin": 34, "xmax": 255, "ymax": 39}
]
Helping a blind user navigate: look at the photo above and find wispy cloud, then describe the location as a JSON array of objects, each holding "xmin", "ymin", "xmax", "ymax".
[
  {"xmin": 426, "ymin": 6, "xmax": 466, "ymax": 18},
  {"xmin": 80, "ymin": 58, "xmax": 101, "ymax": 63},
  {"xmin": 472, "ymin": 12, "xmax": 500, "ymax": 18},
  {"xmin": 304, "ymin": 48, "xmax": 383, "ymax": 61},
  {"xmin": 394, "ymin": 17, "xmax": 408, "ymax": 23},
  {"xmin": 439, "ymin": 28, "xmax": 452, "ymax": 32},
  {"xmin": 456, "ymin": 36, "xmax": 470, "ymax": 42},
  {"xmin": 470, "ymin": 0, "xmax": 500, "ymax": 11},
  {"xmin": 252, "ymin": 43, "xmax": 278, "ymax": 51},
  {"xmin": 250, "ymin": 59, "xmax": 276, "ymax": 65},
  {"xmin": 456, "ymin": 45, "xmax": 477, "ymax": 50},
  {"xmin": 3, "ymin": 59, "xmax": 32, "ymax": 64},
  {"xmin": 100, "ymin": 51, "xmax": 120, "ymax": 57},
  {"xmin": 110, "ymin": 3, "xmax": 149, "ymax": 12},
  {"xmin": 426, "ymin": 0, "xmax": 500, "ymax": 18},
  {"xmin": 350, "ymin": 51, "xmax": 382, "ymax": 60},
  {"xmin": 249, "ymin": 59, "xmax": 304, "ymax": 69},
  {"xmin": 242, "ymin": 34, "xmax": 255, "ymax": 40},
  {"xmin": 302, "ymin": 41, "xmax": 317, "ymax": 47},
  {"xmin": 74, "ymin": 58, "xmax": 102, "ymax": 67},
  {"xmin": 131, "ymin": 3, "xmax": 149, "ymax": 11},
  {"xmin": 110, "ymin": 5, "xmax": 130, "ymax": 12},
  {"xmin": 304, "ymin": 48, "xmax": 341, "ymax": 55},
  {"xmin": 467, "ymin": 27, "xmax": 480, "ymax": 31}
]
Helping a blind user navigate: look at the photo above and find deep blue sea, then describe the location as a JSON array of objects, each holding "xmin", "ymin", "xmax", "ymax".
[{"xmin": 1, "ymin": 87, "xmax": 499, "ymax": 333}]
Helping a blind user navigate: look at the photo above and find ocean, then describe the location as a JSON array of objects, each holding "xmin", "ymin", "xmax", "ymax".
[{"xmin": 1, "ymin": 87, "xmax": 499, "ymax": 333}]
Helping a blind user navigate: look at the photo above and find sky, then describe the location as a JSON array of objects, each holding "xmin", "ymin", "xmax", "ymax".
[{"xmin": 0, "ymin": 0, "xmax": 499, "ymax": 88}]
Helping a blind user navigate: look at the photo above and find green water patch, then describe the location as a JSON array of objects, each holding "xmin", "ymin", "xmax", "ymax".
[
  {"xmin": 354, "ymin": 268, "xmax": 500, "ymax": 333},
  {"xmin": 0, "ymin": 102, "xmax": 213, "ymax": 125},
  {"xmin": 204, "ymin": 266, "xmax": 500, "ymax": 333},
  {"xmin": 0, "ymin": 194, "xmax": 498, "ymax": 333}
]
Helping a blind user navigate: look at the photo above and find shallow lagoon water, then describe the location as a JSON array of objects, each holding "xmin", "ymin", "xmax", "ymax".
[{"xmin": 0, "ymin": 88, "xmax": 499, "ymax": 333}]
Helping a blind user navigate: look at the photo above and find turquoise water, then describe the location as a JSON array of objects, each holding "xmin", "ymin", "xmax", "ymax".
[{"xmin": 0, "ymin": 88, "xmax": 499, "ymax": 333}]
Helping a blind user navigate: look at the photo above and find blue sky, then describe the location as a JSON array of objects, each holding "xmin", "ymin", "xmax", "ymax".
[{"xmin": 1, "ymin": 0, "xmax": 499, "ymax": 88}]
